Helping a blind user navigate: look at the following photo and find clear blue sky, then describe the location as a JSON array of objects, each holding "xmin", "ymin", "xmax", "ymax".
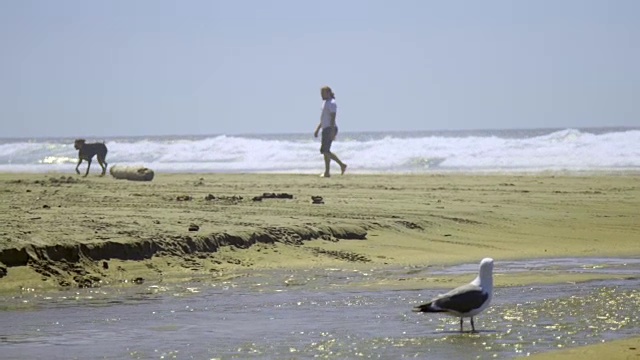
[{"xmin": 1, "ymin": 0, "xmax": 638, "ymax": 138}]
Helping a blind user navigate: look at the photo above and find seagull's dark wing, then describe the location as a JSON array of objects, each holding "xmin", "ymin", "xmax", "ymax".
[
  {"xmin": 414, "ymin": 283, "xmax": 488, "ymax": 313},
  {"xmin": 432, "ymin": 284, "xmax": 488, "ymax": 314}
]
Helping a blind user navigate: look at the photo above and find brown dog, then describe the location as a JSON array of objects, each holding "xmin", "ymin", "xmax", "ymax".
[{"xmin": 74, "ymin": 139, "xmax": 108, "ymax": 177}]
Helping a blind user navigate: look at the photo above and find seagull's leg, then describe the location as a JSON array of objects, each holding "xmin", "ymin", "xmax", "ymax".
[
  {"xmin": 459, "ymin": 317, "xmax": 464, "ymax": 332},
  {"xmin": 471, "ymin": 317, "xmax": 476, "ymax": 333}
]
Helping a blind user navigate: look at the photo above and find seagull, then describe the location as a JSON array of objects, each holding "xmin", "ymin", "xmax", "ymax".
[{"xmin": 413, "ymin": 257, "xmax": 494, "ymax": 332}]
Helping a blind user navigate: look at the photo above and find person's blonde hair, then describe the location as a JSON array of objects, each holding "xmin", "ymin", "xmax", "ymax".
[{"xmin": 321, "ymin": 86, "xmax": 335, "ymax": 99}]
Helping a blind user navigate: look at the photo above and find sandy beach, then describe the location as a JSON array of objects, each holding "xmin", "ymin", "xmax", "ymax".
[
  {"xmin": 1, "ymin": 172, "xmax": 639, "ymax": 357},
  {"xmin": 1, "ymin": 172, "xmax": 638, "ymax": 288}
]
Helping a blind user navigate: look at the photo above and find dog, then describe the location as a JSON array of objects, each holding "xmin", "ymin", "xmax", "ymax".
[{"xmin": 74, "ymin": 139, "xmax": 108, "ymax": 177}]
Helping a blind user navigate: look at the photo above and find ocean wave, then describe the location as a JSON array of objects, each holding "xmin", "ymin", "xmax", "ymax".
[{"xmin": 0, "ymin": 128, "xmax": 639, "ymax": 173}]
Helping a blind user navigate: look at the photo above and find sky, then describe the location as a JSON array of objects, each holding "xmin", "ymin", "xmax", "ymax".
[{"xmin": 1, "ymin": 0, "xmax": 639, "ymax": 138}]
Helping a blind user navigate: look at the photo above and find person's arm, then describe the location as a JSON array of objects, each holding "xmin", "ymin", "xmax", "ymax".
[
  {"xmin": 314, "ymin": 121, "xmax": 322, "ymax": 137},
  {"xmin": 329, "ymin": 112, "xmax": 337, "ymax": 140},
  {"xmin": 329, "ymin": 101, "xmax": 337, "ymax": 138}
]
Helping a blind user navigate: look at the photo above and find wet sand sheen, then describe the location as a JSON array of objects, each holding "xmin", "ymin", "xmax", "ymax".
[{"xmin": 0, "ymin": 172, "xmax": 639, "ymax": 357}]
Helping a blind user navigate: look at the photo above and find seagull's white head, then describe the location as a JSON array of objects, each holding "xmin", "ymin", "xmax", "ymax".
[{"xmin": 479, "ymin": 257, "xmax": 494, "ymax": 281}]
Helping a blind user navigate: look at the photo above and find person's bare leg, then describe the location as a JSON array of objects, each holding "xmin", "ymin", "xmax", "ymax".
[
  {"xmin": 329, "ymin": 153, "xmax": 347, "ymax": 175},
  {"xmin": 323, "ymin": 153, "xmax": 331, "ymax": 177}
]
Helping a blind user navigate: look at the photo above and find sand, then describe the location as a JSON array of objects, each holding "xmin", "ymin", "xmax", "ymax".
[
  {"xmin": 527, "ymin": 336, "xmax": 640, "ymax": 359},
  {"xmin": 1, "ymin": 172, "xmax": 638, "ymax": 287},
  {"xmin": 1, "ymin": 172, "xmax": 639, "ymax": 355}
]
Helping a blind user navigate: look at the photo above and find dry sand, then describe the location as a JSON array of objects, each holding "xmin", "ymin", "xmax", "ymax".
[{"xmin": 1, "ymin": 172, "xmax": 639, "ymax": 355}]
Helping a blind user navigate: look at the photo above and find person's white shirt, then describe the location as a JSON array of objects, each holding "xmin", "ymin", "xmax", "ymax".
[{"xmin": 320, "ymin": 99, "xmax": 337, "ymax": 129}]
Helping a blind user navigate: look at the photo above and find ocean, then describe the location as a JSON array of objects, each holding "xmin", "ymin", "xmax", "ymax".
[{"xmin": 1, "ymin": 127, "xmax": 639, "ymax": 174}]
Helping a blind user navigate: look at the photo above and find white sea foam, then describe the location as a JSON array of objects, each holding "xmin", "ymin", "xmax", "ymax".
[{"xmin": 0, "ymin": 128, "xmax": 638, "ymax": 174}]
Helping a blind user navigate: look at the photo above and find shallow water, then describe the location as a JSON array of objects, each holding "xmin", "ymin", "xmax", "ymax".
[{"xmin": 1, "ymin": 258, "xmax": 638, "ymax": 359}]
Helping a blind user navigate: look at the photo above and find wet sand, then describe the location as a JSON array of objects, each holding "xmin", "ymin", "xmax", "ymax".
[
  {"xmin": 1, "ymin": 172, "xmax": 639, "ymax": 356},
  {"xmin": 528, "ymin": 337, "xmax": 640, "ymax": 359}
]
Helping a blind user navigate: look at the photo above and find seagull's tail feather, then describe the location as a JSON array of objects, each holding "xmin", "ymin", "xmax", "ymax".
[{"xmin": 413, "ymin": 302, "xmax": 445, "ymax": 313}]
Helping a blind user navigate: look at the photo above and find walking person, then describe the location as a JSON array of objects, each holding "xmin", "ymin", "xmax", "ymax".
[{"xmin": 314, "ymin": 86, "xmax": 347, "ymax": 177}]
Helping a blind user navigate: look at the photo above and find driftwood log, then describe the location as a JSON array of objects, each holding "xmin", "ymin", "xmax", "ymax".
[{"xmin": 109, "ymin": 165, "xmax": 155, "ymax": 181}]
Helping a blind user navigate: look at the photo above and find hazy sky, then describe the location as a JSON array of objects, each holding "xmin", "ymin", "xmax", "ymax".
[{"xmin": 1, "ymin": 0, "xmax": 638, "ymax": 138}]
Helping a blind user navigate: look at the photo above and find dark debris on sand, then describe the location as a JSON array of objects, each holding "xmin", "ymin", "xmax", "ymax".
[{"xmin": 252, "ymin": 192, "xmax": 294, "ymax": 201}]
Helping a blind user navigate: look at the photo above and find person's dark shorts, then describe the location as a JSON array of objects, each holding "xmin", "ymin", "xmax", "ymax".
[{"xmin": 320, "ymin": 126, "xmax": 338, "ymax": 154}]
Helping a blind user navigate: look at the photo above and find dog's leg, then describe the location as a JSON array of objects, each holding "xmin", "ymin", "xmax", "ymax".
[
  {"xmin": 84, "ymin": 158, "xmax": 92, "ymax": 177},
  {"xmin": 76, "ymin": 158, "xmax": 83, "ymax": 175},
  {"xmin": 97, "ymin": 156, "xmax": 107, "ymax": 176}
]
